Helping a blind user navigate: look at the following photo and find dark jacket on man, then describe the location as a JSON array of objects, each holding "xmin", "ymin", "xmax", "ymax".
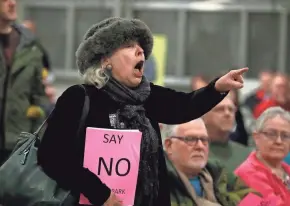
[
  {"xmin": 166, "ymin": 156, "xmax": 257, "ymax": 206},
  {"xmin": 37, "ymin": 79, "xmax": 227, "ymax": 206}
]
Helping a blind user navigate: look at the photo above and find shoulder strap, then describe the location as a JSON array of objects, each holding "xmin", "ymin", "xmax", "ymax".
[
  {"xmin": 34, "ymin": 85, "xmax": 90, "ymax": 139},
  {"xmin": 77, "ymin": 85, "xmax": 90, "ymax": 137}
]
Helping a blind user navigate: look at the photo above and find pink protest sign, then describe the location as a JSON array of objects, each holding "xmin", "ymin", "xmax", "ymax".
[
  {"xmin": 79, "ymin": 127, "xmax": 142, "ymax": 206},
  {"xmin": 239, "ymin": 193, "xmax": 279, "ymax": 206}
]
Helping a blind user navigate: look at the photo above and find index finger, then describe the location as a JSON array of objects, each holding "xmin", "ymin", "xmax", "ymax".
[{"xmin": 233, "ymin": 67, "xmax": 249, "ymax": 75}]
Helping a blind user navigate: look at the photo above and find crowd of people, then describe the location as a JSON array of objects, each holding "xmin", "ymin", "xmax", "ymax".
[
  {"xmin": 1, "ymin": 0, "xmax": 290, "ymax": 206},
  {"xmin": 162, "ymin": 72, "xmax": 290, "ymax": 205}
]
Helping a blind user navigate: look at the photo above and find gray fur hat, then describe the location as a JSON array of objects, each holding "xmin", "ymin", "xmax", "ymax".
[{"xmin": 76, "ymin": 17, "xmax": 154, "ymax": 74}]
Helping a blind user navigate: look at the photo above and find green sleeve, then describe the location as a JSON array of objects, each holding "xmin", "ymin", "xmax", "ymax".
[{"xmin": 30, "ymin": 46, "xmax": 49, "ymax": 131}]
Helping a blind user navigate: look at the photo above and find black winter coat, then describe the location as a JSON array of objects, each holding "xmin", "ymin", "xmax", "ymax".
[{"xmin": 37, "ymin": 80, "xmax": 227, "ymax": 206}]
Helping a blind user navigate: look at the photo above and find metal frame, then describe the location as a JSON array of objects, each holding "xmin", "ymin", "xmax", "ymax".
[
  {"xmin": 277, "ymin": 8, "xmax": 288, "ymax": 73},
  {"xmin": 123, "ymin": 0, "xmax": 134, "ymax": 19},
  {"xmin": 21, "ymin": 0, "xmax": 290, "ymax": 88},
  {"xmin": 176, "ymin": 10, "xmax": 187, "ymax": 77},
  {"xmin": 65, "ymin": 4, "xmax": 75, "ymax": 71},
  {"xmin": 239, "ymin": 9, "xmax": 249, "ymax": 76},
  {"xmin": 132, "ymin": 1, "xmax": 286, "ymax": 12},
  {"xmin": 22, "ymin": 0, "xmax": 115, "ymax": 9}
]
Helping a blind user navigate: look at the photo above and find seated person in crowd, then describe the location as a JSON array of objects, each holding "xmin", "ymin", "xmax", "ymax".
[
  {"xmin": 191, "ymin": 74, "xmax": 249, "ymax": 146},
  {"xmin": 228, "ymin": 89, "xmax": 249, "ymax": 146},
  {"xmin": 254, "ymin": 73, "xmax": 290, "ymax": 119},
  {"xmin": 191, "ymin": 75, "xmax": 210, "ymax": 91},
  {"xmin": 163, "ymin": 119, "xmax": 256, "ymax": 206},
  {"xmin": 235, "ymin": 107, "xmax": 290, "ymax": 206},
  {"xmin": 202, "ymin": 96, "xmax": 252, "ymax": 173},
  {"xmin": 244, "ymin": 70, "xmax": 273, "ymax": 113}
]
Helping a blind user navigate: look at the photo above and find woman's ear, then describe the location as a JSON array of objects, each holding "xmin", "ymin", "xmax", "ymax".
[
  {"xmin": 252, "ymin": 131, "xmax": 260, "ymax": 147},
  {"xmin": 252, "ymin": 131, "xmax": 258, "ymax": 140},
  {"xmin": 101, "ymin": 57, "xmax": 110, "ymax": 68}
]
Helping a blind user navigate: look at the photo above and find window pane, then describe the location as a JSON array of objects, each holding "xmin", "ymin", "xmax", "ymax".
[
  {"xmin": 247, "ymin": 13, "xmax": 279, "ymax": 77},
  {"xmin": 73, "ymin": 8, "xmax": 113, "ymax": 69},
  {"xmin": 133, "ymin": 10, "xmax": 178, "ymax": 75},
  {"xmin": 185, "ymin": 12, "xmax": 240, "ymax": 77},
  {"xmin": 25, "ymin": 8, "xmax": 66, "ymax": 69}
]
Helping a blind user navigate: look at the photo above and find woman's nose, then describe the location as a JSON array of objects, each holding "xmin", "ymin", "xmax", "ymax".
[{"xmin": 136, "ymin": 45, "xmax": 144, "ymax": 58}]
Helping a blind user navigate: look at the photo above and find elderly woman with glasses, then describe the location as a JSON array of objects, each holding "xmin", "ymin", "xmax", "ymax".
[
  {"xmin": 38, "ymin": 17, "xmax": 248, "ymax": 206},
  {"xmin": 235, "ymin": 107, "xmax": 290, "ymax": 205}
]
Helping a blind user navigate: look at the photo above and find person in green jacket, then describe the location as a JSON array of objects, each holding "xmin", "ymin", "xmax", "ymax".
[
  {"xmin": 202, "ymin": 96, "xmax": 252, "ymax": 173},
  {"xmin": 163, "ymin": 119, "xmax": 256, "ymax": 206},
  {"xmin": 0, "ymin": 0, "xmax": 48, "ymax": 165}
]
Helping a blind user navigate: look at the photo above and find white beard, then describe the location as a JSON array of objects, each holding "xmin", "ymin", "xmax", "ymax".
[{"xmin": 189, "ymin": 159, "xmax": 207, "ymax": 170}]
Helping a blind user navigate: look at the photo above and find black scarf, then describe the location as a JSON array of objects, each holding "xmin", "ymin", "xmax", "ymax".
[{"xmin": 101, "ymin": 76, "xmax": 159, "ymax": 205}]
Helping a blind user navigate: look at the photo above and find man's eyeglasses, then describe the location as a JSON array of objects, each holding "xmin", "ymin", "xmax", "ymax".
[
  {"xmin": 260, "ymin": 130, "xmax": 290, "ymax": 142},
  {"xmin": 170, "ymin": 136, "xmax": 210, "ymax": 146}
]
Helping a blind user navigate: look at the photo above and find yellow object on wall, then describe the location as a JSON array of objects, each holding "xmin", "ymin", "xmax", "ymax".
[{"xmin": 144, "ymin": 34, "xmax": 168, "ymax": 86}]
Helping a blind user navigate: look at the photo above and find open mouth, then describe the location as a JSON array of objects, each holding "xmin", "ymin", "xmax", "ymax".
[{"xmin": 134, "ymin": 60, "xmax": 144, "ymax": 71}]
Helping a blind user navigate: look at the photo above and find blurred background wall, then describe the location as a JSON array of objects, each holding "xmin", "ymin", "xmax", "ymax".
[{"xmin": 16, "ymin": 0, "xmax": 290, "ymax": 100}]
